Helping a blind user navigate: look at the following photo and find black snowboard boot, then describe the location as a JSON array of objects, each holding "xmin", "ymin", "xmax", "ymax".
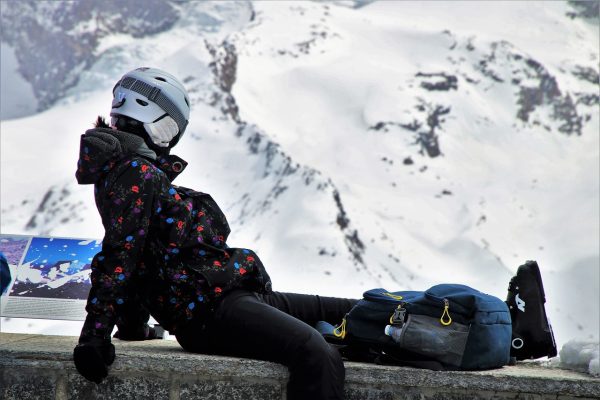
[{"xmin": 506, "ymin": 260, "xmax": 557, "ymax": 360}]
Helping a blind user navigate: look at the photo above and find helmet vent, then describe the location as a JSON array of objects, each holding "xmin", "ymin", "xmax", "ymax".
[
  {"xmin": 184, "ymin": 97, "xmax": 190, "ymax": 107},
  {"xmin": 136, "ymin": 99, "xmax": 149, "ymax": 106},
  {"xmin": 154, "ymin": 77, "xmax": 167, "ymax": 82}
]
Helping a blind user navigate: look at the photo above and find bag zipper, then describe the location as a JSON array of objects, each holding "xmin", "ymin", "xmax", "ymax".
[
  {"xmin": 440, "ymin": 298, "xmax": 452, "ymax": 326},
  {"xmin": 421, "ymin": 292, "xmax": 454, "ymax": 326},
  {"xmin": 333, "ymin": 315, "xmax": 347, "ymax": 339}
]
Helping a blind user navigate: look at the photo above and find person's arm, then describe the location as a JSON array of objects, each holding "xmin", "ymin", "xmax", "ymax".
[{"xmin": 74, "ymin": 161, "xmax": 156, "ymax": 383}]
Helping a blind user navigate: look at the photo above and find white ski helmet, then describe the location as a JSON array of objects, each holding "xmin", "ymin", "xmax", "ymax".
[{"xmin": 110, "ymin": 67, "xmax": 190, "ymax": 148}]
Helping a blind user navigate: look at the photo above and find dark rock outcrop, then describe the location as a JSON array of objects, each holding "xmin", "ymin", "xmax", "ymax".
[{"xmin": 0, "ymin": 0, "xmax": 179, "ymax": 111}]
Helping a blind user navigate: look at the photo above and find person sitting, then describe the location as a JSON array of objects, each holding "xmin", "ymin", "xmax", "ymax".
[{"xmin": 73, "ymin": 67, "xmax": 356, "ymax": 400}]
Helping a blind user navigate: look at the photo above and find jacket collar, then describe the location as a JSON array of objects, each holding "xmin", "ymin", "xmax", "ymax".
[{"xmin": 76, "ymin": 127, "xmax": 188, "ymax": 184}]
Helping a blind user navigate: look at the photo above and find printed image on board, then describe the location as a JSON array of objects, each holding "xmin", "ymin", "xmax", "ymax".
[
  {"xmin": 9, "ymin": 237, "xmax": 101, "ymax": 300},
  {"xmin": 0, "ymin": 235, "xmax": 31, "ymax": 266}
]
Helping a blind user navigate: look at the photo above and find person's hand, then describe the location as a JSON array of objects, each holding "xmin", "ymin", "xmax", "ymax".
[{"xmin": 73, "ymin": 337, "xmax": 115, "ymax": 384}]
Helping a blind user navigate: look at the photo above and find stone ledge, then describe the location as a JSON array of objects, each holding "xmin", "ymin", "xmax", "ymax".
[{"xmin": 1, "ymin": 333, "xmax": 599, "ymax": 400}]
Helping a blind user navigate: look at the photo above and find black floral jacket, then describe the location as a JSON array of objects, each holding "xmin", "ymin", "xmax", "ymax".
[{"xmin": 75, "ymin": 127, "xmax": 272, "ymax": 341}]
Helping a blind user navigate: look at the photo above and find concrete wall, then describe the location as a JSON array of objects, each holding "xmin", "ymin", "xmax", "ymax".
[{"xmin": 1, "ymin": 333, "xmax": 599, "ymax": 400}]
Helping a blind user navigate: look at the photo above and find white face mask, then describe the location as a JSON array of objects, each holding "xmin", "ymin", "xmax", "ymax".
[{"xmin": 143, "ymin": 116, "xmax": 179, "ymax": 148}]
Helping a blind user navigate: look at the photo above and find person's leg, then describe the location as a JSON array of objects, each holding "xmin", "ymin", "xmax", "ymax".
[
  {"xmin": 258, "ymin": 291, "xmax": 358, "ymax": 327},
  {"xmin": 176, "ymin": 289, "xmax": 347, "ymax": 400}
]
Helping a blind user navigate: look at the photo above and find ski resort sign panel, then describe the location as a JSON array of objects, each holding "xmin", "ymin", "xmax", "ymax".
[{"xmin": 0, "ymin": 234, "xmax": 100, "ymax": 320}]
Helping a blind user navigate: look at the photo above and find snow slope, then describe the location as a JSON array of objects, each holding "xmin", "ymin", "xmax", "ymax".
[{"xmin": 1, "ymin": 1, "xmax": 598, "ymax": 358}]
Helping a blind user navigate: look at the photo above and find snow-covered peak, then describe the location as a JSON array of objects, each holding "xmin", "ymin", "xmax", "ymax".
[{"xmin": 1, "ymin": 1, "xmax": 598, "ymax": 351}]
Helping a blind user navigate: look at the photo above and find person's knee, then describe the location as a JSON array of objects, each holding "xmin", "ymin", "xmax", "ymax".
[
  {"xmin": 175, "ymin": 320, "xmax": 214, "ymax": 354},
  {"xmin": 292, "ymin": 330, "xmax": 343, "ymax": 370}
]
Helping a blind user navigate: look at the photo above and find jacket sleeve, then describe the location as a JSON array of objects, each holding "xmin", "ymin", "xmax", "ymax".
[{"xmin": 79, "ymin": 161, "xmax": 156, "ymax": 342}]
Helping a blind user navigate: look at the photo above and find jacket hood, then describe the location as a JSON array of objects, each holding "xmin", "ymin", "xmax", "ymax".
[{"xmin": 76, "ymin": 125, "xmax": 187, "ymax": 185}]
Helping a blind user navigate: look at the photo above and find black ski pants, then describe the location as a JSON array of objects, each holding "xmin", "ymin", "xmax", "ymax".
[{"xmin": 176, "ymin": 289, "xmax": 358, "ymax": 400}]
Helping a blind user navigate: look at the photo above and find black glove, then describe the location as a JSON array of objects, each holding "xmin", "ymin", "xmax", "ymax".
[
  {"xmin": 113, "ymin": 324, "xmax": 159, "ymax": 341},
  {"xmin": 73, "ymin": 337, "xmax": 115, "ymax": 384}
]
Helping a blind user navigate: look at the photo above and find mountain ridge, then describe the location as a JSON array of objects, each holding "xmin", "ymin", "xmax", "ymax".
[{"xmin": 1, "ymin": 0, "xmax": 598, "ymax": 345}]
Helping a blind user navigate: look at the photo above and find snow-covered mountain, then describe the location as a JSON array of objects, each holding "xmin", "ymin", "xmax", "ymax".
[{"xmin": 1, "ymin": 0, "xmax": 598, "ymax": 349}]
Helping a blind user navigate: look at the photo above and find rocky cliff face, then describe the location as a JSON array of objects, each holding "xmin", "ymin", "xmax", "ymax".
[
  {"xmin": 0, "ymin": 0, "xmax": 179, "ymax": 111},
  {"xmin": 369, "ymin": 36, "xmax": 598, "ymax": 161},
  {"xmin": 205, "ymin": 38, "xmax": 368, "ymax": 267}
]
